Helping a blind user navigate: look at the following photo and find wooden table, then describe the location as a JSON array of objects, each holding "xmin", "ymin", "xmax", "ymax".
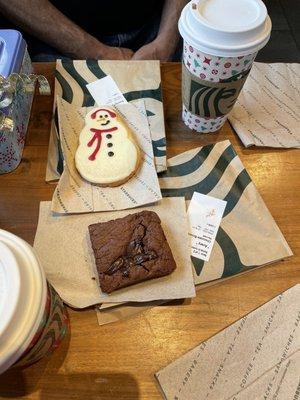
[{"xmin": 0, "ymin": 63, "xmax": 299, "ymax": 399}]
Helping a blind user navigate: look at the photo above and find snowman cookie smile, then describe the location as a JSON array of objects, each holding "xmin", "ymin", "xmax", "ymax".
[
  {"xmin": 100, "ymin": 120, "xmax": 110, "ymax": 126},
  {"xmin": 75, "ymin": 106, "xmax": 141, "ymax": 187},
  {"xmin": 95, "ymin": 111, "xmax": 113, "ymax": 126}
]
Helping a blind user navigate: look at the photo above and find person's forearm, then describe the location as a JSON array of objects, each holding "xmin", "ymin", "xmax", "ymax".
[
  {"xmin": 0, "ymin": 0, "xmax": 106, "ymax": 58},
  {"xmin": 156, "ymin": 0, "xmax": 188, "ymax": 45},
  {"xmin": 132, "ymin": 0, "xmax": 187, "ymax": 60}
]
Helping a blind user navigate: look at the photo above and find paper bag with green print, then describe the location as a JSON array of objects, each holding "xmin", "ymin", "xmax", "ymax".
[
  {"xmin": 94, "ymin": 140, "xmax": 292, "ymax": 325},
  {"xmin": 159, "ymin": 140, "xmax": 292, "ymax": 285},
  {"xmin": 46, "ymin": 59, "xmax": 166, "ymax": 181}
]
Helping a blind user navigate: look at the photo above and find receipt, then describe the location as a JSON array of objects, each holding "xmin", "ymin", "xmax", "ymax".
[
  {"xmin": 86, "ymin": 75, "xmax": 127, "ymax": 106},
  {"xmin": 187, "ymin": 192, "xmax": 226, "ymax": 262}
]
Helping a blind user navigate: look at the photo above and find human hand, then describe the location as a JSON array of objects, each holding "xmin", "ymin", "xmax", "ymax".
[
  {"xmin": 84, "ymin": 40, "xmax": 134, "ymax": 60},
  {"xmin": 99, "ymin": 45, "xmax": 134, "ymax": 60},
  {"xmin": 132, "ymin": 38, "xmax": 175, "ymax": 61}
]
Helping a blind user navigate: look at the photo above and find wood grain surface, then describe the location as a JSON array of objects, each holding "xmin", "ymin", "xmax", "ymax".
[{"xmin": 0, "ymin": 63, "xmax": 299, "ymax": 400}]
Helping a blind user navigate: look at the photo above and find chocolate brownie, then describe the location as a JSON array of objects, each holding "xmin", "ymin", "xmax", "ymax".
[{"xmin": 88, "ymin": 211, "xmax": 177, "ymax": 293}]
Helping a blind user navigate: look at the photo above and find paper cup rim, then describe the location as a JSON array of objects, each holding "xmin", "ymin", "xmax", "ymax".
[
  {"xmin": 195, "ymin": 0, "xmax": 268, "ymax": 34},
  {"xmin": 0, "ymin": 242, "xmax": 21, "ymax": 339},
  {"xmin": 0, "ymin": 230, "xmax": 47, "ymax": 374},
  {"xmin": 178, "ymin": 2, "xmax": 272, "ymax": 57}
]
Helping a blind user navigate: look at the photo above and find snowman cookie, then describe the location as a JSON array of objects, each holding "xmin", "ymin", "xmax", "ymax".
[{"xmin": 75, "ymin": 107, "xmax": 141, "ymax": 186}]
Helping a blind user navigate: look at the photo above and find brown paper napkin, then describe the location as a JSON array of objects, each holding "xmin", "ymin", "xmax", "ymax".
[
  {"xmin": 229, "ymin": 63, "xmax": 300, "ymax": 148},
  {"xmin": 34, "ymin": 198, "xmax": 196, "ymax": 308},
  {"xmin": 156, "ymin": 284, "xmax": 300, "ymax": 400},
  {"xmin": 51, "ymin": 97, "xmax": 162, "ymax": 214}
]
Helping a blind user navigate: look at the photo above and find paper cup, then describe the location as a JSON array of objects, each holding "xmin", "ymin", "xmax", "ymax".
[
  {"xmin": 182, "ymin": 44, "xmax": 257, "ymax": 132},
  {"xmin": 178, "ymin": 0, "xmax": 272, "ymax": 133},
  {"xmin": 0, "ymin": 229, "xmax": 69, "ymax": 374}
]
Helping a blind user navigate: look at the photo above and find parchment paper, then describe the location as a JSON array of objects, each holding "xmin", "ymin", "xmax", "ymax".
[
  {"xmin": 34, "ymin": 198, "xmax": 196, "ymax": 308},
  {"xmin": 156, "ymin": 284, "xmax": 300, "ymax": 400},
  {"xmin": 46, "ymin": 59, "xmax": 167, "ymax": 181},
  {"xmin": 229, "ymin": 63, "xmax": 300, "ymax": 148},
  {"xmin": 51, "ymin": 97, "xmax": 162, "ymax": 213}
]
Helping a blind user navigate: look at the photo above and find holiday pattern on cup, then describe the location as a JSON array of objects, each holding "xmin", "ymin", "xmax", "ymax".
[
  {"xmin": 182, "ymin": 105, "xmax": 228, "ymax": 133},
  {"xmin": 182, "ymin": 63, "xmax": 250, "ymax": 123},
  {"xmin": 0, "ymin": 50, "xmax": 33, "ymax": 173},
  {"xmin": 15, "ymin": 283, "xmax": 68, "ymax": 367},
  {"xmin": 182, "ymin": 41, "xmax": 257, "ymax": 133},
  {"xmin": 183, "ymin": 42, "xmax": 257, "ymax": 83},
  {"xmin": 75, "ymin": 107, "xmax": 140, "ymax": 186}
]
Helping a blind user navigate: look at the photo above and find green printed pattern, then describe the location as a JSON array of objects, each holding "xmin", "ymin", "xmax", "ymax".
[
  {"xmin": 54, "ymin": 60, "xmax": 166, "ymax": 174},
  {"xmin": 189, "ymin": 80, "xmax": 237, "ymax": 118},
  {"xmin": 159, "ymin": 141, "xmax": 267, "ymax": 280}
]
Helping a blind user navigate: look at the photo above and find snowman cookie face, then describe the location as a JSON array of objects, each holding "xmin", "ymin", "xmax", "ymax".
[{"xmin": 75, "ymin": 107, "xmax": 141, "ymax": 186}]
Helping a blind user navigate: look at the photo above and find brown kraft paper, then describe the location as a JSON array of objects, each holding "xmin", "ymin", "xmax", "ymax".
[
  {"xmin": 156, "ymin": 284, "xmax": 300, "ymax": 400},
  {"xmin": 33, "ymin": 198, "xmax": 196, "ymax": 308},
  {"xmin": 182, "ymin": 63, "xmax": 250, "ymax": 119}
]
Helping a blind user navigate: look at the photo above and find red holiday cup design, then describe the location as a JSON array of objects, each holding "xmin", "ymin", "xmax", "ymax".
[
  {"xmin": 14, "ymin": 283, "xmax": 69, "ymax": 368},
  {"xmin": 182, "ymin": 40, "xmax": 257, "ymax": 133}
]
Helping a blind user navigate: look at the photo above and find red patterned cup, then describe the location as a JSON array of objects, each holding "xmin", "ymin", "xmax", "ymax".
[
  {"xmin": 178, "ymin": 0, "xmax": 271, "ymax": 133},
  {"xmin": 182, "ymin": 44, "xmax": 257, "ymax": 132},
  {"xmin": 0, "ymin": 230, "xmax": 69, "ymax": 374}
]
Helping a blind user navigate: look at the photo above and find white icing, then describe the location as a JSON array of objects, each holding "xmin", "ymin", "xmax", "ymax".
[{"xmin": 75, "ymin": 107, "xmax": 139, "ymax": 185}]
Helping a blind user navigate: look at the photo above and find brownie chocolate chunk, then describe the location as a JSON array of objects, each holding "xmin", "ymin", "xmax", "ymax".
[{"xmin": 88, "ymin": 211, "xmax": 177, "ymax": 293}]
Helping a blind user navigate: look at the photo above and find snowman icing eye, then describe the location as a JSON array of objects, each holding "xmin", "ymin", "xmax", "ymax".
[{"xmin": 105, "ymin": 114, "xmax": 108, "ymax": 118}]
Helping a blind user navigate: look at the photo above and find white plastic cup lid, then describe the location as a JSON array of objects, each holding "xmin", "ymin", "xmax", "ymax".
[
  {"xmin": 178, "ymin": 0, "xmax": 272, "ymax": 57},
  {"xmin": 0, "ymin": 229, "xmax": 47, "ymax": 374}
]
